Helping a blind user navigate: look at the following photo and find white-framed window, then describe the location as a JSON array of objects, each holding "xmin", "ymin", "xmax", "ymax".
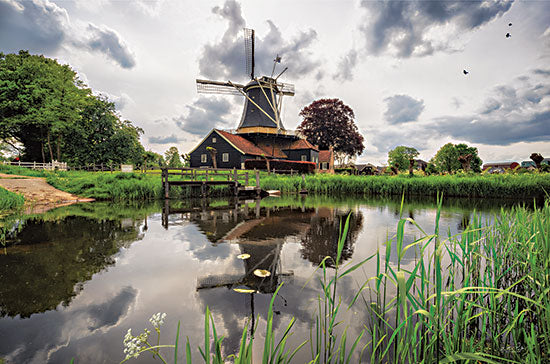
[
  {"xmin": 201, "ymin": 154, "xmax": 207, "ymax": 163},
  {"xmin": 301, "ymin": 155, "xmax": 307, "ymax": 161},
  {"xmin": 222, "ymin": 153, "xmax": 229, "ymax": 162},
  {"xmin": 212, "ymin": 137, "xmax": 216, "ymax": 143},
  {"xmin": 322, "ymin": 162, "xmax": 328, "ymax": 170}
]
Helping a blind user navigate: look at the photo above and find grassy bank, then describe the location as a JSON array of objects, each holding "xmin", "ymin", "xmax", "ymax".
[
  {"xmin": 261, "ymin": 173, "xmax": 550, "ymax": 199},
  {"xmin": 120, "ymin": 199, "xmax": 549, "ymax": 363},
  {"xmin": 0, "ymin": 187, "xmax": 24, "ymax": 213}
]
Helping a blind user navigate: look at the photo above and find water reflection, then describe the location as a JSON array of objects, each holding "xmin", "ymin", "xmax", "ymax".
[
  {"xmin": 0, "ymin": 216, "xmax": 143, "ymax": 318},
  {"xmin": 0, "ymin": 195, "xmax": 532, "ymax": 363}
]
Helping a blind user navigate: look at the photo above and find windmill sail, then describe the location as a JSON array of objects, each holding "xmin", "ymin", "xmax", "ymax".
[
  {"xmin": 196, "ymin": 79, "xmax": 244, "ymax": 96},
  {"xmin": 244, "ymin": 28, "xmax": 255, "ymax": 80}
]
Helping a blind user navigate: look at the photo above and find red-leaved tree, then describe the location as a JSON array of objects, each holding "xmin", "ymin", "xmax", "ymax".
[{"xmin": 297, "ymin": 99, "xmax": 365, "ymax": 165}]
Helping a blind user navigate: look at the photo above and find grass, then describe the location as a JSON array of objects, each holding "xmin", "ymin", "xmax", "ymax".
[
  {"xmin": 120, "ymin": 197, "xmax": 550, "ymax": 363},
  {"xmin": 0, "ymin": 187, "xmax": 24, "ymax": 213},
  {"xmin": 260, "ymin": 173, "xmax": 550, "ymax": 199}
]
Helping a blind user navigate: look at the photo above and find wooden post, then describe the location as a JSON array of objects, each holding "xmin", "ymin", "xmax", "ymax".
[
  {"xmin": 163, "ymin": 168, "xmax": 170, "ymax": 199},
  {"xmin": 233, "ymin": 168, "xmax": 237, "ymax": 184},
  {"xmin": 255, "ymin": 169, "xmax": 260, "ymax": 188},
  {"xmin": 245, "ymin": 172, "xmax": 249, "ymax": 186}
]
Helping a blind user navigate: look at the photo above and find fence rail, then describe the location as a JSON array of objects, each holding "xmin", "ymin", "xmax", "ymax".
[{"xmin": 1, "ymin": 160, "xmax": 68, "ymax": 171}]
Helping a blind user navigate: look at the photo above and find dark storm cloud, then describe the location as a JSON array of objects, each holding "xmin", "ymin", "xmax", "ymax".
[
  {"xmin": 175, "ymin": 96, "xmax": 234, "ymax": 136},
  {"xmin": 148, "ymin": 134, "xmax": 180, "ymax": 144},
  {"xmin": 369, "ymin": 74, "xmax": 550, "ymax": 152},
  {"xmin": 333, "ymin": 49, "xmax": 358, "ymax": 82},
  {"xmin": 84, "ymin": 24, "xmax": 136, "ymax": 69},
  {"xmin": 0, "ymin": 0, "xmax": 136, "ymax": 69},
  {"xmin": 432, "ymin": 111, "xmax": 550, "ymax": 145},
  {"xmin": 198, "ymin": 0, "xmax": 321, "ymax": 81},
  {"xmin": 0, "ymin": 0, "xmax": 68, "ymax": 54},
  {"xmin": 533, "ymin": 69, "xmax": 550, "ymax": 77},
  {"xmin": 383, "ymin": 94, "xmax": 425, "ymax": 124},
  {"xmin": 359, "ymin": 0, "xmax": 513, "ymax": 58},
  {"xmin": 429, "ymin": 78, "xmax": 550, "ymax": 145}
]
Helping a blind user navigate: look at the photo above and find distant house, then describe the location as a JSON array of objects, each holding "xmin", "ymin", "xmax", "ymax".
[
  {"xmin": 352, "ymin": 163, "xmax": 378, "ymax": 175},
  {"xmin": 317, "ymin": 147, "xmax": 335, "ymax": 174},
  {"xmin": 482, "ymin": 161, "xmax": 519, "ymax": 173},
  {"xmin": 521, "ymin": 158, "xmax": 550, "ymax": 168},
  {"xmin": 415, "ymin": 159, "xmax": 428, "ymax": 171}
]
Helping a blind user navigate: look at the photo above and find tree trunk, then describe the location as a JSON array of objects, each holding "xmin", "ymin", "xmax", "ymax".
[
  {"xmin": 41, "ymin": 141, "xmax": 46, "ymax": 164},
  {"xmin": 56, "ymin": 135, "xmax": 61, "ymax": 161},
  {"xmin": 408, "ymin": 159, "xmax": 415, "ymax": 176},
  {"xmin": 47, "ymin": 130, "xmax": 54, "ymax": 162}
]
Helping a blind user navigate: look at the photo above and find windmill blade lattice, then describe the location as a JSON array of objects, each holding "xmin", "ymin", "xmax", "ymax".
[
  {"xmin": 196, "ymin": 79, "xmax": 244, "ymax": 96},
  {"xmin": 244, "ymin": 28, "xmax": 255, "ymax": 80}
]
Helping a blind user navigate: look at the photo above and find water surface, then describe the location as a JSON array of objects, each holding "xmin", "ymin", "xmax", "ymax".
[{"xmin": 0, "ymin": 195, "xmax": 533, "ymax": 363}]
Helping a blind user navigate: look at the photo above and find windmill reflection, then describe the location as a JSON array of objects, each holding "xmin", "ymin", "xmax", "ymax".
[{"xmin": 162, "ymin": 198, "xmax": 363, "ymax": 350}]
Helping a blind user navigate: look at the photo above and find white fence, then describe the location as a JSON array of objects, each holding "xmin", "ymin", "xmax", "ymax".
[{"xmin": 1, "ymin": 160, "xmax": 68, "ymax": 171}]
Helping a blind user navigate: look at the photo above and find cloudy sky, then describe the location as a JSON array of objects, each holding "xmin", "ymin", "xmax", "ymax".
[{"xmin": 1, "ymin": 0, "xmax": 549, "ymax": 164}]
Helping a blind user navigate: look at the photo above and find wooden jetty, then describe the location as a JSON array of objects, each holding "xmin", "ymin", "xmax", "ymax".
[{"xmin": 160, "ymin": 167, "xmax": 265, "ymax": 198}]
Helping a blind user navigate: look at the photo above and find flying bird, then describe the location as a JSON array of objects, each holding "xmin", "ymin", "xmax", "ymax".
[
  {"xmin": 463, "ymin": 69, "xmax": 469, "ymax": 75},
  {"xmin": 506, "ymin": 33, "xmax": 511, "ymax": 38},
  {"xmin": 508, "ymin": 22, "xmax": 512, "ymax": 26}
]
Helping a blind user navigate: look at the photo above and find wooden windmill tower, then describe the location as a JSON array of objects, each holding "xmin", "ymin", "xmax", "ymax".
[{"xmin": 196, "ymin": 28, "xmax": 295, "ymax": 135}]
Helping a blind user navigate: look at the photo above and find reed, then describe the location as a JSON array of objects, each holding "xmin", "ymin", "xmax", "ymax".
[{"xmin": 260, "ymin": 173, "xmax": 550, "ymax": 199}]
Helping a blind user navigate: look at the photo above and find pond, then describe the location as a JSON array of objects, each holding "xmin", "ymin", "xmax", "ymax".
[{"xmin": 0, "ymin": 195, "xmax": 535, "ymax": 363}]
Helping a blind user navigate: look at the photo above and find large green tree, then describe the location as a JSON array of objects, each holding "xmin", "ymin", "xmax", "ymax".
[
  {"xmin": 0, "ymin": 51, "xmax": 144, "ymax": 166},
  {"xmin": 431, "ymin": 143, "xmax": 482, "ymax": 173},
  {"xmin": 297, "ymin": 98, "xmax": 365, "ymax": 165},
  {"xmin": 387, "ymin": 146, "xmax": 419, "ymax": 172}
]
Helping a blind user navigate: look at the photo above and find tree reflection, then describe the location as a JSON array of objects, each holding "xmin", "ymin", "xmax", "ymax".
[
  {"xmin": 300, "ymin": 209, "xmax": 363, "ymax": 268},
  {"xmin": 0, "ymin": 217, "xmax": 142, "ymax": 318}
]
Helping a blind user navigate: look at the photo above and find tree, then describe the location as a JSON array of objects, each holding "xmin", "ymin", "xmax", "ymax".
[
  {"xmin": 0, "ymin": 51, "xmax": 145, "ymax": 166},
  {"xmin": 388, "ymin": 146, "xmax": 419, "ymax": 173},
  {"xmin": 206, "ymin": 146, "xmax": 217, "ymax": 169},
  {"xmin": 455, "ymin": 143, "xmax": 482, "ymax": 173},
  {"xmin": 530, "ymin": 153, "xmax": 544, "ymax": 170},
  {"xmin": 164, "ymin": 146, "xmax": 182, "ymax": 168},
  {"xmin": 431, "ymin": 143, "xmax": 459, "ymax": 173},
  {"xmin": 297, "ymin": 98, "xmax": 365, "ymax": 165}
]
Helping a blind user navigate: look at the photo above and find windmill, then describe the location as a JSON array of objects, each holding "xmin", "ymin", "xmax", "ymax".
[{"xmin": 196, "ymin": 28, "xmax": 295, "ymax": 135}]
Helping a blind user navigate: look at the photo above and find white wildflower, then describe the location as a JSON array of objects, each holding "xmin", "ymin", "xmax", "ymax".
[{"xmin": 149, "ymin": 312, "xmax": 167, "ymax": 328}]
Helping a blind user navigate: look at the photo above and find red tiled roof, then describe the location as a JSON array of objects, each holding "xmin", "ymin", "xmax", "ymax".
[
  {"xmin": 215, "ymin": 129, "xmax": 267, "ymax": 156},
  {"xmin": 319, "ymin": 149, "xmax": 332, "ymax": 162},
  {"xmin": 256, "ymin": 143, "xmax": 288, "ymax": 159},
  {"xmin": 284, "ymin": 139, "xmax": 319, "ymax": 151}
]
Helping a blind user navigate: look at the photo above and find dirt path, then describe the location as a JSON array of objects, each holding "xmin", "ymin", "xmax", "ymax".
[{"xmin": 0, "ymin": 173, "xmax": 94, "ymax": 213}]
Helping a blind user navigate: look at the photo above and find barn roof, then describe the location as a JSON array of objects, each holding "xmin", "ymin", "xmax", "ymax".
[
  {"xmin": 256, "ymin": 143, "xmax": 288, "ymax": 159},
  {"xmin": 215, "ymin": 129, "xmax": 267, "ymax": 156},
  {"xmin": 283, "ymin": 139, "xmax": 318, "ymax": 151},
  {"xmin": 318, "ymin": 150, "xmax": 333, "ymax": 162}
]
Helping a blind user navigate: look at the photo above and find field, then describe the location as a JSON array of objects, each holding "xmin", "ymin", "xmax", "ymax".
[{"xmin": 1, "ymin": 164, "xmax": 549, "ymax": 202}]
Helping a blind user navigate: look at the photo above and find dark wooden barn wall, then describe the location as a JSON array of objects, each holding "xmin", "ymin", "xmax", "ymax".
[{"xmin": 189, "ymin": 131, "xmax": 243, "ymax": 169}]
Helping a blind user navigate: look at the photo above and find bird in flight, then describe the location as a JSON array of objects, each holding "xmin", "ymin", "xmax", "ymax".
[
  {"xmin": 463, "ymin": 69, "xmax": 469, "ymax": 75},
  {"xmin": 508, "ymin": 22, "xmax": 512, "ymax": 26},
  {"xmin": 506, "ymin": 33, "xmax": 511, "ymax": 38}
]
